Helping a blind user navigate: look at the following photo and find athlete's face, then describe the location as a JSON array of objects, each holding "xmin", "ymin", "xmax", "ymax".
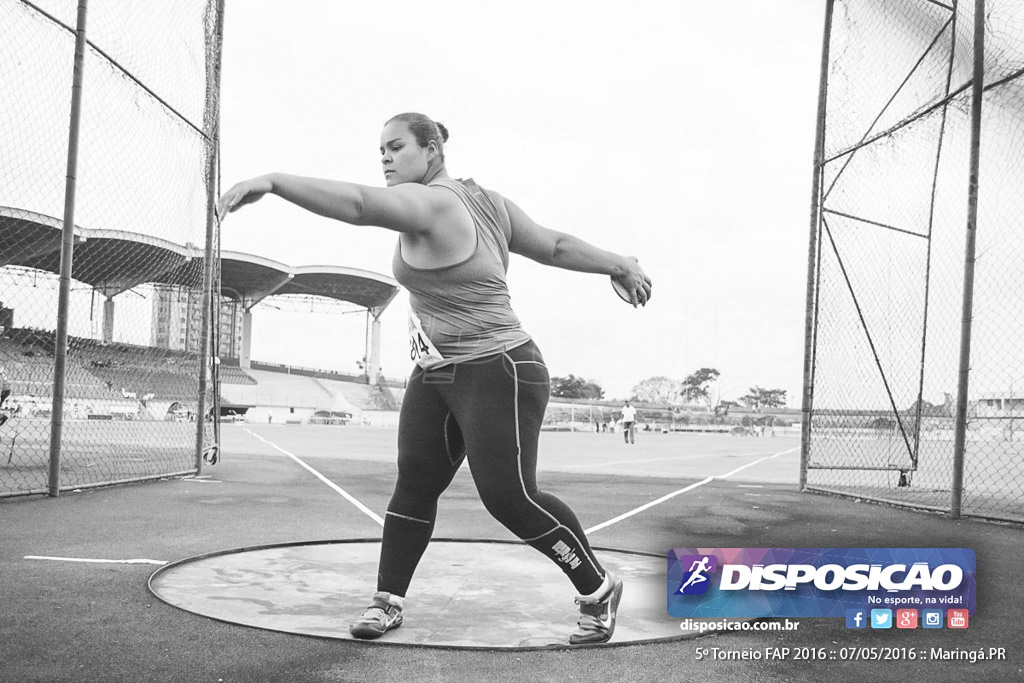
[{"xmin": 379, "ymin": 121, "xmax": 436, "ymax": 186}]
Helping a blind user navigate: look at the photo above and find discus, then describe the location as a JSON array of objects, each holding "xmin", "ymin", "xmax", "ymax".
[{"xmin": 611, "ymin": 276, "xmax": 634, "ymax": 305}]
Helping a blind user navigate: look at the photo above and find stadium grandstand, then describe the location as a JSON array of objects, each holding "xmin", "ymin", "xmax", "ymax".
[
  {"xmin": 1, "ymin": 207, "xmax": 402, "ymax": 419},
  {"xmin": 1, "ymin": 205, "xmax": 402, "ymax": 496}
]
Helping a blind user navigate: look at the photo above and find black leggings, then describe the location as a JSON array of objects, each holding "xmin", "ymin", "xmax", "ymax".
[{"xmin": 377, "ymin": 340, "xmax": 606, "ymax": 597}]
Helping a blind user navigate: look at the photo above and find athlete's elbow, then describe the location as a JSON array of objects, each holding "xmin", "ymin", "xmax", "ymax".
[
  {"xmin": 549, "ymin": 235, "xmax": 572, "ymax": 265},
  {"xmin": 342, "ymin": 189, "xmax": 366, "ymax": 222},
  {"xmin": 340, "ymin": 190, "xmax": 370, "ymax": 225}
]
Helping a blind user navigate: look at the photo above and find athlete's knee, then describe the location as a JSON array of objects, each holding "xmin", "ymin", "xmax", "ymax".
[
  {"xmin": 476, "ymin": 483, "xmax": 541, "ymax": 533},
  {"xmin": 395, "ymin": 450, "xmax": 458, "ymax": 495},
  {"xmin": 389, "ymin": 475, "xmax": 446, "ymax": 515},
  {"xmin": 476, "ymin": 485, "xmax": 515, "ymax": 520}
]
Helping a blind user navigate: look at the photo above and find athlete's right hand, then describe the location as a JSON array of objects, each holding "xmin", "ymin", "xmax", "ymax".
[
  {"xmin": 613, "ymin": 256, "xmax": 653, "ymax": 308},
  {"xmin": 217, "ymin": 175, "xmax": 274, "ymax": 222}
]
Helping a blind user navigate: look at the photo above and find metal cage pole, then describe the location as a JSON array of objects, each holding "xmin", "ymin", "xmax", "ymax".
[
  {"xmin": 800, "ymin": 0, "xmax": 834, "ymax": 491},
  {"xmin": 48, "ymin": 0, "xmax": 89, "ymax": 497},
  {"xmin": 195, "ymin": 0, "xmax": 226, "ymax": 471},
  {"xmin": 951, "ymin": 0, "xmax": 986, "ymax": 519}
]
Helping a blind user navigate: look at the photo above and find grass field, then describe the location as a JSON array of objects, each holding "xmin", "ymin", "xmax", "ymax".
[
  {"xmin": 0, "ymin": 417, "xmax": 203, "ymax": 495},
  {"xmin": 806, "ymin": 432, "xmax": 1024, "ymax": 521},
  {"xmin": 6, "ymin": 416, "xmax": 1019, "ymax": 521},
  {"xmin": 223, "ymin": 423, "xmax": 802, "ymax": 481}
]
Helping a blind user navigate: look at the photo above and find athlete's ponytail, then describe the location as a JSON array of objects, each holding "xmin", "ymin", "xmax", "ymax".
[{"xmin": 434, "ymin": 121, "xmax": 449, "ymax": 143}]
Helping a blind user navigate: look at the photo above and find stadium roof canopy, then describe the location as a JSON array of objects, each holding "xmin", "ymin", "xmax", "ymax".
[{"xmin": 0, "ymin": 207, "xmax": 399, "ymax": 313}]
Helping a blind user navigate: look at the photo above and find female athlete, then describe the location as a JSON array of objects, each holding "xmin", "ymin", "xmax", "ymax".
[{"xmin": 217, "ymin": 112, "xmax": 652, "ymax": 644}]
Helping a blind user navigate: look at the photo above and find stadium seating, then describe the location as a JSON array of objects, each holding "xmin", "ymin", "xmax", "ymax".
[
  {"xmin": 1, "ymin": 332, "xmax": 109, "ymax": 400},
  {"xmin": 2, "ymin": 328, "xmax": 398, "ymax": 420}
]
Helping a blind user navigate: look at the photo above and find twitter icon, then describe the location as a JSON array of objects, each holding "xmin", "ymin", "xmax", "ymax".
[{"xmin": 870, "ymin": 609, "xmax": 893, "ymax": 629}]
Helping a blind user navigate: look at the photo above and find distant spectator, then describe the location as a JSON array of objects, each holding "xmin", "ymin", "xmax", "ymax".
[{"xmin": 621, "ymin": 401, "xmax": 637, "ymax": 445}]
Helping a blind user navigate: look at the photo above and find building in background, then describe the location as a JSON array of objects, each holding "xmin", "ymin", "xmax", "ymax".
[{"xmin": 151, "ymin": 285, "xmax": 242, "ymax": 357}]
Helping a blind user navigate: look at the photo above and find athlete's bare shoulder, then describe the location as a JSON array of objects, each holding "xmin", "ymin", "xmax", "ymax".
[{"xmin": 480, "ymin": 186, "xmax": 512, "ymax": 240}]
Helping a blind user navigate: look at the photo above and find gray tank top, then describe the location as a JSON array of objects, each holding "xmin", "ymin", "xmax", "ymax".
[{"xmin": 391, "ymin": 178, "xmax": 531, "ymax": 367}]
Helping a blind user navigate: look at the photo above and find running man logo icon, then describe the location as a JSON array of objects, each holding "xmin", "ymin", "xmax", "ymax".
[{"xmin": 675, "ymin": 554, "xmax": 719, "ymax": 595}]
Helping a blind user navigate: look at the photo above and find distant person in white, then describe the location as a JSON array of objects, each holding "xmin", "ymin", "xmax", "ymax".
[{"xmin": 621, "ymin": 401, "xmax": 637, "ymax": 444}]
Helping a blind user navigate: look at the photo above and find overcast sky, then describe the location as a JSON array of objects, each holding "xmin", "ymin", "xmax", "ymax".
[{"xmin": 217, "ymin": 0, "xmax": 825, "ymax": 404}]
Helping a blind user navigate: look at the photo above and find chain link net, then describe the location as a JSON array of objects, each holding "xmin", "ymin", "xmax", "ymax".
[
  {"xmin": 1, "ymin": 0, "xmax": 223, "ymax": 495},
  {"xmin": 805, "ymin": 0, "xmax": 1024, "ymax": 522}
]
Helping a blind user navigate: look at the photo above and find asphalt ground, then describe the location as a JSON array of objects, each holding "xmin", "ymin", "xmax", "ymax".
[{"xmin": 1, "ymin": 426, "xmax": 1021, "ymax": 682}]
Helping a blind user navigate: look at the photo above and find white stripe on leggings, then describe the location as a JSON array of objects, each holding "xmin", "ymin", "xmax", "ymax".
[{"xmin": 506, "ymin": 354, "xmax": 603, "ymax": 579}]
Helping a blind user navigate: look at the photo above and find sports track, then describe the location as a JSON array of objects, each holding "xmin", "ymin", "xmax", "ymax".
[{"xmin": 1, "ymin": 425, "xmax": 1021, "ymax": 682}]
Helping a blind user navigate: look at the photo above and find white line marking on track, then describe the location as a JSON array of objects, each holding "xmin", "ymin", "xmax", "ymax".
[
  {"xmin": 585, "ymin": 446, "xmax": 798, "ymax": 535},
  {"xmin": 245, "ymin": 428, "xmax": 384, "ymax": 527},
  {"xmin": 25, "ymin": 556, "xmax": 167, "ymax": 565},
  {"xmin": 714, "ymin": 447, "xmax": 797, "ymax": 479},
  {"xmin": 584, "ymin": 478, "xmax": 713, "ymax": 534}
]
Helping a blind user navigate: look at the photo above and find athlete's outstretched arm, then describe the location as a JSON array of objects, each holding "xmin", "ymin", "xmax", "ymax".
[
  {"xmin": 504, "ymin": 197, "xmax": 652, "ymax": 306},
  {"xmin": 216, "ymin": 173, "xmax": 449, "ymax": 235}
]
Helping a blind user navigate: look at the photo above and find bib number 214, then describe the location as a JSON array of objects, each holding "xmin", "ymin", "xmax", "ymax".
[
  {"xmin": 410, "ymin": 332, "xmax": 433, "ymax": 361},
  {"xmin": 407, "ymin": 309, "xmax": 444, "ymax": 368}
]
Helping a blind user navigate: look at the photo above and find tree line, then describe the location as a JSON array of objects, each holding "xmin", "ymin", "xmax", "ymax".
[{"xmin": 550, "ymin": 368, "xmax": 788, "ymax": 412}]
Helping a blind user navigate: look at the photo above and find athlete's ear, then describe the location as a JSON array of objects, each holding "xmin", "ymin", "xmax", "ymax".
[{"xmin": 426, "ymin": 140, "xmax": 440, "ymax": 162}]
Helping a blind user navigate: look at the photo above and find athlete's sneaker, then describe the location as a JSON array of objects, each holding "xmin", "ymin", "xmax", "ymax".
[
  {"xmin": 349, "ymin": 591, "xmax": 404, "ymax": 640},
  {"xmin": 569, "ymin": 573, "xmax": 624, "ymax": 645}
]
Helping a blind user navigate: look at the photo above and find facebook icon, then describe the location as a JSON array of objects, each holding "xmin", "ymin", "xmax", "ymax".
[{"xmin": 846, "ymin": 609, "xmax": 867, "ymax": 629}]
